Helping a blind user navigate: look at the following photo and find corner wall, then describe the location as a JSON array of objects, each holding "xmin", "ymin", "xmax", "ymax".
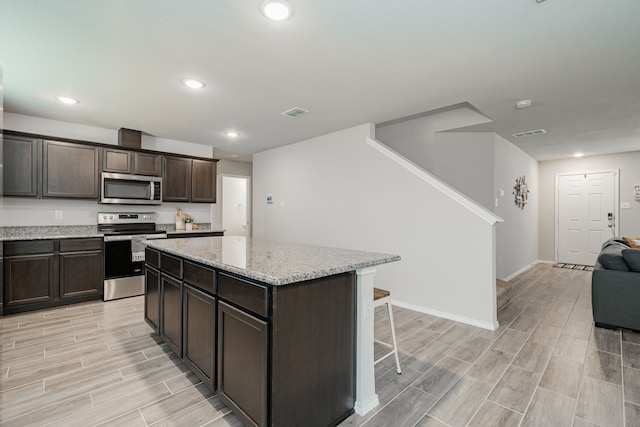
[
  {"xmin": 538, "ymin": 151, "xmax": 640, "ymax": 262},
  {"xmin": 253, "ymin": 123, "xmax": 500, "ymax": 329},
  {"xmin": 493, "ymin": 135, "xmax": 539, "ymax": 279}
]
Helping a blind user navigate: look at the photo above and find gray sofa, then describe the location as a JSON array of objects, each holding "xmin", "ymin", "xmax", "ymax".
[{"xmin": 592, "ymin": 237, "xmax": 640, "ymax": 331}]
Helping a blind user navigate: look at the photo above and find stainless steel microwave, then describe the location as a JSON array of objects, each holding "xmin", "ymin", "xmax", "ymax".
[{"xmin": 101, "ymin": 172, "xmax": 162, "ymax": 205}]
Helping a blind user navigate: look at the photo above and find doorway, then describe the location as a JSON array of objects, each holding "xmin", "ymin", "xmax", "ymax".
[
  {"xmin": 555, "ymin": 171, "xmax": 619, "ymax": 266},
  {"xmin": 221, "ymin": 175, "xmax": 251, "ymax": 237}
]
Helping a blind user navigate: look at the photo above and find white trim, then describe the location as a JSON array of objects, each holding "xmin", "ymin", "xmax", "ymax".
[
  {"xmin": 502, "ymin": 263, "xmax": 536, "ymax": 282},
  {"xmin": 354, "ymin": 267, "xmax": 379, "ymax": 416},
  {"xmin": 536, "ymin": 259, "xmax": 555, "ymax": 265},
  {"xmin": 392, "ymin": 300, "xmax": 499, "ymax": 331},
  {"xmin": 554, "ymin": 169, "xmax": 620, "ymax": 264},
  {"xmin": 366, "ymin": 137, "xmax": 503, "ymax": 225}
]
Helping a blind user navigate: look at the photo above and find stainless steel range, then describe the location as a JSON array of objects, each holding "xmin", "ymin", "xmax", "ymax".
[{"xmin": 98, "ymin": 212, "xmax": 167, "ymax": 301}]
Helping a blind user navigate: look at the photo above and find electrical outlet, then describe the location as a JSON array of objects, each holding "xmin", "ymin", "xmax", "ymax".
[
  {"xmin": 55, "ymin": 210, "xmax": 63, "ymax": 220},
  {"xmin": 280, "ymin": 200, "xmax": 285, "ymax": 208},
  {"xmin": 621, "ymin": 202, "xmax": 631, "ymax": 209}
]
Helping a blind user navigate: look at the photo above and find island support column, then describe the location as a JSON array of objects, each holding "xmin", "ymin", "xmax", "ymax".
[{"xmin": 354, "ymin": 267, "xmax": 380, "ymax": 415}]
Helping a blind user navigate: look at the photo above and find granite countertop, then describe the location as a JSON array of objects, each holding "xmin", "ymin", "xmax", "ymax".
[
  {"xmin": 145, "ymin": 236, "xmax": 401, "ymax": 286},
  {"xmin": 0, "ymin": 223, "xmax": 223, "ymax": 241},
  {"xmin": 0, "ymin": 225, "xmax": 103, "ymax": 241}
]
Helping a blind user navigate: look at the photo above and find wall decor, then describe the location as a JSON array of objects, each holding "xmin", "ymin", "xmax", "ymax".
[
  {"xmin": 635, "ymin": 184, "xmax": 640, "ymax": 201},
  {"xmin": 513, "ymin": 175, "xmax": 529, "ymax": 209}
]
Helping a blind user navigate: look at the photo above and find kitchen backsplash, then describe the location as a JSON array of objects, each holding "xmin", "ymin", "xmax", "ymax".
[{"xmin": 0, "ymin": 198, "xmax": 213, "ymax": 227}]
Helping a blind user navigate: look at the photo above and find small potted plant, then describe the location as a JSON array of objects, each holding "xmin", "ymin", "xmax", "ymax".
[{"xmin": 184, "ymin": 216, "xmax": 194, "ymax": 231}]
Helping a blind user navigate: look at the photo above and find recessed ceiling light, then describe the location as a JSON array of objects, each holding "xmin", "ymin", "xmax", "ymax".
[
  {"xmin": 56, "ymin": 95, "xmax": 78, "ymax": 105},
  {"xmin": 574, "ymin": 152, "xmax": 584, "ymax": 158},
  {"xmin": 261, "ymin": 0, "xmax": 292, "ymax": 20},
  {"xmin": 225, "ymin": 131, "xmax": 239, "ymax": 138},
  {"xmin": 229, "ymin": 154, "xmax": 239, "ymax": 158},
  {"xmin": 182, "ymin": 78, "xmax": 206, "ymax": 89},
  {"xmin": 515, "ymin": 99, "xmax": 532, "ymax": 109}
]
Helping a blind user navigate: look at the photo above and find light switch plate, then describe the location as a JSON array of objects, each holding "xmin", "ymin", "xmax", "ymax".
[{"xmin": 621, "ymin": 202, "xmax": 631, "ymax": 209}]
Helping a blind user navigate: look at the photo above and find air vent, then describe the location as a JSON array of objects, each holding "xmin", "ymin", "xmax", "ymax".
[
  {"xmin": 281, "ymin": 107, "xmax": 309, "ymax": 118},
  {"xmin": 512, "ymin": 129, "xmax": 547, "ymax": 138}
]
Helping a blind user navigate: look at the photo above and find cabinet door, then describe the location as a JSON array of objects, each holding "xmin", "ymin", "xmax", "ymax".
[
  {"xmin": 191, "ymin": 159, "xmax": 217, "ymax": 203},
  {"xmin": 4, "ymin": 253, "xmax": 57, "ymax": 308},
  {"xmin": 183, "ymin": 284, "xmax": 216, "ymax": 390},
  {"xmin": 102, "ymin": 148, "xmax": 133, "ymax": 174},
  {"xmin": 161, "ymin": 273, "xmax": 182, "ymax": 356},
  {"xmin": 145, "ymin": 265, "xmax": 161, "ymax": 333},
  {"xmin": 134, "ymin": 152, "xmax": 162, "ymax": 176},
  {"xmin": 163, "ymin": 156, "xmax": 191, "ymax": 202},
  {"xmin": 218, "ymin": 301, "xmax": 268, "ymax": 427},
  {"xmin": 59, "ymin": 249, "xmax": 103, "ymax": 299},
  {"xmin": 43, "ymin": 140, "xmax": 100, "ymax": 199},
  {"xmin": 3, "ymin": 136, "xmax": 40, "ymax": 197}
]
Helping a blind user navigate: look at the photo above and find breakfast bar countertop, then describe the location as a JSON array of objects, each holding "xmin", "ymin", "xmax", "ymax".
[{"xmin": 145, "ymin": 236, "xmax": 401, "ymax": 286}]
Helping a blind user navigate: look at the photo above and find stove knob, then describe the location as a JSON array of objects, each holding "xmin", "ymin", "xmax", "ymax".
[
  {"xmin": 101, "ymin": 215, "xmax": 106, "ymax": 221},
  {"xmin": 109, "ymin": 215, "xmax": 114, "ymax": 220}
]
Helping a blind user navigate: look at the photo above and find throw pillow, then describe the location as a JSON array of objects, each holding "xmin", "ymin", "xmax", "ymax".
[
  {"xmin": 598, "ymin": 244, "xmax": 630, "ymax": 271},
  {"xmin": 622, "ymin": 249, "xmax": 640, "ymax": 272}
]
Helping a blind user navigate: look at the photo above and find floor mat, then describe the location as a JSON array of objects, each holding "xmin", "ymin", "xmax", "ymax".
[{"xmin": 554, "ymin": 263, "xmax": 594, "ymax": 271}]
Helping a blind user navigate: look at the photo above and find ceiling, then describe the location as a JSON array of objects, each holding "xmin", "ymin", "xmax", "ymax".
[{"xmin": 1, "ymin": 0, "xmax": 639, "ymax": 162}]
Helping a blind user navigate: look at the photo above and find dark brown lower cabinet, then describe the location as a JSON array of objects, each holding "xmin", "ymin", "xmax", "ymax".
[
  {"xmin": 161, "ymin": 273, "xmax": 182, "ymax": 356},
  {"xmin": 59, "ymin": 238, "xmax": 103, "ymax": 299},
  {"xmin": 183, "ymin": 284, "xmax": 216, "ymax": 390},
  {"xmin": 218, "ymin": 301, "xmax": 268, "ymax": 427},
  {"xmin": 4, "ymin": 250, "xmax": 57, "ymax": 308},
  {"xmin": 144, "ymin": 265, "xmax": 161, "ymax": 332},
  {"xmin": 145, "ymin": 252, "xmax": 356, "ymax": 427},
  {"xmin": 3, "ymin": 238, "xmax": 104, "ymax": 315}
]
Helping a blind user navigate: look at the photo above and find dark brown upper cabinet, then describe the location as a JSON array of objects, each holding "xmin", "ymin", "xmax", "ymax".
[
  {"xmin": 103, "ymin": 148, "xmax": 162, "ymax": 176},
  {"xmin": 102, "ymin": 148, "xmax": 132, "ymax": 174},
  {"xmin": 134, "ymin": 152, "xmax": 162, "ymax": 176},
  {"xmin": 192, "ymin": 159, "xmax": 217, "ymax": 203},
  {"xmin": 3, "ymin": 135, "xmax": 40, "ymax": 197},
  {"xmin": 163, "ymin": 156, "xmax": 217, "ymax": 203},
  {"xmin": 43, "ymin": 140, "xmax": 100, "ymax": 199}
]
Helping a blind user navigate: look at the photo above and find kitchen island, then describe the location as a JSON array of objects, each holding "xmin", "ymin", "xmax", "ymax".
[{"xmin": 144, "ymin": 236, "xmax": 400, "ymax": 427}]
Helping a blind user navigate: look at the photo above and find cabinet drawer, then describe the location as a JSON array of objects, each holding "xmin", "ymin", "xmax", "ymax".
[
  {"xmin": 4, "ymin": 240, "xmax": 55, "ymax": 256},
  {"xmin": 145, "ymin": 248, "xmax": 160, "ymax": 268},
  {"xmin": 218, "ymin": 273, "xmax": 268, "ymax": 317},
  {"xmin": 59, "ymin": 238, "xmax": 102, "ymax": 253},
  {"xmin": 184, "ymin": 261, "xmax": 215, "ymax": 294},
  {"xmin": 161, "ymin": 253, "xmax": 182, "ymax": 278}
]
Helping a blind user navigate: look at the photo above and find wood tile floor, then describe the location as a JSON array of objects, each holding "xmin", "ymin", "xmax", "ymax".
[{"xmin": 0, "ymin": 264, "xmax": 638, "ymax": 426}]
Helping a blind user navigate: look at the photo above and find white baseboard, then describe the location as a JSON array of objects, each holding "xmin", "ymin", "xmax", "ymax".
[
  {"xmin": 536, "ymin": 259, "xmax": 555, "ymax": 265},
  {"xmin": 391, "ymin": 300, "xmax": 499, "ymax": 331}
]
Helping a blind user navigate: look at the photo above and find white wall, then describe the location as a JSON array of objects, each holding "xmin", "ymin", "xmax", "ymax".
[
  {"xmin": 493, "ymin": 135, "xmax": 539, "ymax": 279},
  {"xmin": 253, "ymin": 123, "xmax": 500, "ymax": 329},
  {"xmin": 538, "ymin": 151, "xmax": 640, "ymax": 261},
  {"xmin": 375, "ymin": 105, "xmax": 492, "ymax": 177},
  {"xmin": 431, "ymin": 132, "xmax": 495, "ymax": 210},
  {"xmin": 377, "ymin": 118, "xmax": 540, "ymax": 281},
  {"xmin": 1, "ymin": 113, "xmax": 251, "ymax": 227}
]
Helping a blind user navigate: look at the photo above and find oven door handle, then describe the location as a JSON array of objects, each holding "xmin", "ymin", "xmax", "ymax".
[{"xmin": 104, "ymin": 235, "xmax": 133, "ymax": 242}]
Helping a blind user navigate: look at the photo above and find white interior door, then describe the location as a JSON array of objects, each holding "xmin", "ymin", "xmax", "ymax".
[
  {"xmin": 222, "ymin": 175, "xmax": 251, "ymax": 237},
  {"xmin": 557, "ymin": 172, "xmax": 617, "ymax": 265}
]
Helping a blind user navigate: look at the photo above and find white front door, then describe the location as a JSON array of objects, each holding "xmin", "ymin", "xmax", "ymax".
[
  {"xmin": 557, "ymin": 172, "xmax": 617, "ymax": 266},
  {"xmin": 222, "ymin": 175, "xmax": 251, "ymax": 237}
]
